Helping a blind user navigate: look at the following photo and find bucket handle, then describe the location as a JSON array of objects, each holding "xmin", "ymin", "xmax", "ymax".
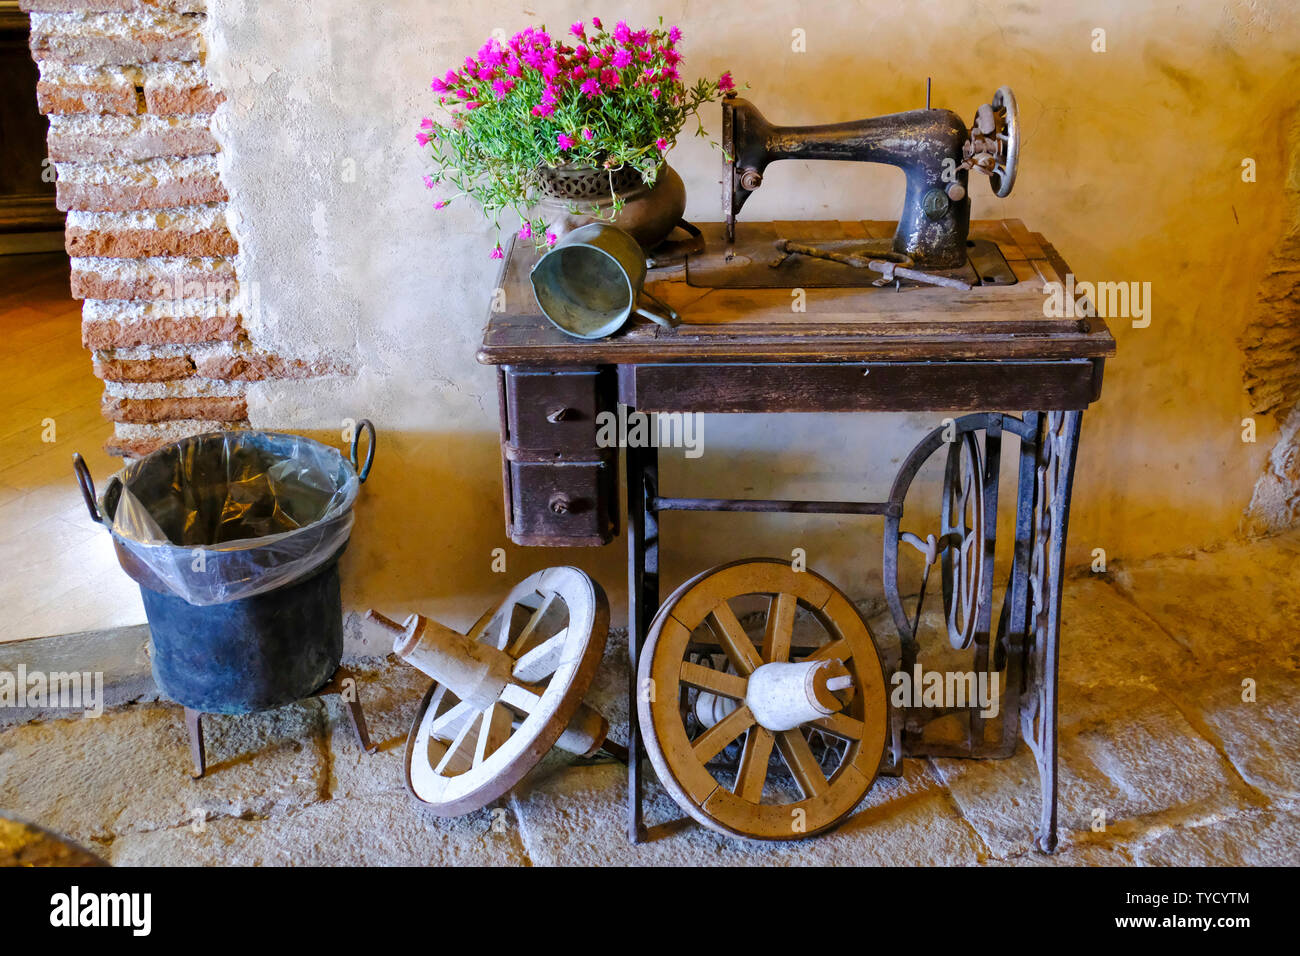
[
  {"xmin": 635, "ymin": 289, "xmax": 681, "ymax": 329},
  {"xmin": 72, "ymin": 453, "xmax": 102, "ymax": 524},
  {"xmin": 351, "ymin": 419, "xmax": 376, "ymax": 483}
]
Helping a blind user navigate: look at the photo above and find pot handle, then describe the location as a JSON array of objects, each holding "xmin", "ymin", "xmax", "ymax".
[
  {"xmin": 635, "ymin": 289, "xmax": 681, "ymax": 329},
  {"xmin": 72, "ymin": 453, "xmax": 102, "ymax": 524},
  {"xmin": 350, "ymin": 418, "xmax": 376, "ymax": 483}
]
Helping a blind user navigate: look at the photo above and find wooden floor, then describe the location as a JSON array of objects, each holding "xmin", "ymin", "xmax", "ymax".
[{"xmin": 0, "ymin": 252, "xmax": 145, "ymax": 642}]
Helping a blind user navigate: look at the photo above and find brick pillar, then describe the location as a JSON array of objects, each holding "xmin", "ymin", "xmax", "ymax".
[{"xmin": 20, "ymin": 0, "xmax": 344, "ymax": 458}]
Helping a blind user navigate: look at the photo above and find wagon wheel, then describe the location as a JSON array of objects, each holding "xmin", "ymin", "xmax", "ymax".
[
  {"xmin": 637, "ymin": 559, "xmax": 887, "ymax": 840},
  {"xmin": 941, "ymin": 432, "xmax": 985, "ymax": 650},
  {"xmin": 403, "ymin": 566, "xmax": 609, "ymax": 816}
]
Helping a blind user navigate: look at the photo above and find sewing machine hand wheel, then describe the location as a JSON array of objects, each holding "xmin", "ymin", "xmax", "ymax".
[
  {"xmin": 637, "ymin": 560, "xmax": 888, "ymax": 840},
  {"xmin": 970, "ymin": 86, "xmax": 1019, "ymax": 198}
]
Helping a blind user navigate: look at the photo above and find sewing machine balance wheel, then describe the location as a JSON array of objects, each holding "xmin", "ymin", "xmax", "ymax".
[
  {"xmin": 987, "ymin": 86, "xmax": 1019, "ymax": 198},
  {"xmin": 382, "ymin": 567, "xmax": 613, "ymax": 817},
  {"xmin": 637, "ymin": 559, "xmax": 888, "ymax": 840}
]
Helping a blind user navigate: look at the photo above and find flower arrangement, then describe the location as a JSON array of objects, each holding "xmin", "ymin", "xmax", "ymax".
[{"xmin": 418, "ymin": 18, "xmax": 737, "ymax": 256}]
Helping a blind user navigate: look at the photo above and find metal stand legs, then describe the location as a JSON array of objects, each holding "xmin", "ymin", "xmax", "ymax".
[
  {"xmin": 626, "ymin": 442, "xmax": 659, "ymax": 843},
  {"xmin": 182, "ymin": 667, "xmax": 377, "ymax": 780}
]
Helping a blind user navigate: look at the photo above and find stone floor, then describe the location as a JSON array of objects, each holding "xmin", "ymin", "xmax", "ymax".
[{"xmin": 1, "ymin": 531, "xmax": 1297, "ymax": 866}]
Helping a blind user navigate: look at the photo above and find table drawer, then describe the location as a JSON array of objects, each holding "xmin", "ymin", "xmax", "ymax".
[
  {"xmin": 507, "ymin": 457, "xmax": 616, "ymax": 546},
  {"xmin": 506, "ymin": 367, "xmax": 610, "ymax": 454}
]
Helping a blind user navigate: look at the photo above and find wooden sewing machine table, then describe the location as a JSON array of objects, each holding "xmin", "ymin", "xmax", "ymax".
[{"xmin": 478, "ymin": 219, "xmax": 1116, "ymax": 851}]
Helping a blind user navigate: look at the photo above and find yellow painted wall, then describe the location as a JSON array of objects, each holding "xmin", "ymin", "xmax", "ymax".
[{"xmin": 206, "ymin": 0, "xmax": 1300, "ymax": 640}]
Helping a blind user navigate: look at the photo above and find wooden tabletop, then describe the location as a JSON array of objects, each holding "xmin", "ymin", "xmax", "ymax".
[{"xmin": 478, "ymin": 219, "xmax": 1116, "ymax": 366}]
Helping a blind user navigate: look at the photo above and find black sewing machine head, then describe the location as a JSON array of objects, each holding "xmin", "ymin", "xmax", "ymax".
[{"xmin": 722, "ymin": 87, "xmax": 1019, "ymax": 270}]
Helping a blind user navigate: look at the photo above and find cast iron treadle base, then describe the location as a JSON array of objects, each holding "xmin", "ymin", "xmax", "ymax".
[{"xmin": 182, "ymin": 667, "xmax": 377, "ymax": 779}]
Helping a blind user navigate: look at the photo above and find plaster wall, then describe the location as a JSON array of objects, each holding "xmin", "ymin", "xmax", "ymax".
[{"xmin": 204, "ymin": 0, "xmax": 1300, "ymax": 645}]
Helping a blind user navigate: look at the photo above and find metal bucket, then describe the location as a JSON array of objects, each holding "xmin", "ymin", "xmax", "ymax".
[
  {"xmin": 137, "ymin": 546, "xmax": 346, "ymax": 714},
  {"xmin": 530, "ymin": 222, "xmax": 680, "ymax": 339},
  {"xmin": 73, "ymin": 422, "xmax": 376, "ymax": 715}
]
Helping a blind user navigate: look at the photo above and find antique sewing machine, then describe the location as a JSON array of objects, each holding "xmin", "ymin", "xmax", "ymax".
[
  {"xmin": 712, "ymin": 86, "xmax": 1020, "ymax": 287},
  {"xmin": 478, "ymin": 82, "xmax": 1114, "ymax": 851}
]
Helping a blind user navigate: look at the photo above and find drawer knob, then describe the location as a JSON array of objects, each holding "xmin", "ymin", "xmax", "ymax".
[
  {"xmin": 548, "ymin": 493, "xmax": 572, "ymax": 515},
  {"xmin": 546, "ymin": 406, "xmax": 576, "ymax": 423}
]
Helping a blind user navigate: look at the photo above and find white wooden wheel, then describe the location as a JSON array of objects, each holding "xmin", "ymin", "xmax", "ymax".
[
  {"xmin": 637, "ymin": 559, "xmax": 888, "ymax": 840},
  {"xmin": 402, "ymin": 566, "xmax": 609, "ymax": 816}
]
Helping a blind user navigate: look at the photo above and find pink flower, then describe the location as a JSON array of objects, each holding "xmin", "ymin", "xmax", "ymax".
[
  {"xmin": 542, "ymin": 60, "xmax": 561, "ymax": 81},
  {"xmin": 546, "ymin": 231, "xmax": 558, "ymax": 246},
  {"xmin": 522, "ymin": 49, "xmax": 544, "ymax": 69},
  {"xmin": 505, "ymin": 56, "xmax": 522, "ymax": 77},
  {"xmin": 464, "ymin": 101, "xmax": 481, "ymax": 110},
  {"xmin": 557, "ymin": 132, "xmax": 576, "ymax": 149},
  {"xmin": 591, "ymin": 16, "xmax": 602, "ymax": 29},
  {"xmin": 430, "ymin": 78, "xmax": 447, "ymax": 92},
  {"xmin": 587, "ymin": 55, "xmax": 603, "ymax": 70},
  {"xmin": 612, "ymin": 48, "xmax": 632, "ymax": 68},
  {"xmin": 655, "ymin": 137, "xmax": 669, "ymax": 151},
  {"xmin": 600, "ymin": 68, "xmax": 619, "ymax": 88},
  {"xmin": 493, "ymin": 78, "xmax": 515, "ymax": 98},
  {"xmin": 630, "ymin": 29, "xmax": 650, "ymax": 46},
  {"xmin": 434, "ymin": 200, "xmax": 448, "ymax": 209},
  {"xmin": 531, "ymin": 101, "xmax": 555, "ymax": 117},
  {"xmin": 580, "ymin": 76, "xmax": 601, "ymax": 98},
  {"xmin": 491, "ymin": 245, "xmax": 504, "ymax": 259},
  {"xmin": 416, "ymin": 132, "xmax": 430, "ymax": 147},
  {"xmin": 650, "ymin": 87, "xmax": 660, "ymax": 99},
  {"xmin": 718, "ymin": 71, "xmax": 735, "ymax": 91},
  {"xmin": 519, "ymin": 221, "xmax": 532, "ymax": 239},
  {"xmin": 614, "ymin": 20, "xmax": 631, "ymax": 43},
  {"xmin": 420, "ymin": 117, "xmax": 434, "ymax": 129},
  {"xmin": 667, "ymin": 25, "xmax": 682, "ymax": 43},
  {"xmin": 663, "ymin": 48, "xmax": 681, "ymax": 66},
  {"xmin": 422, "ymin": 175, "xmax": 434, "ymax": 189},
  {"xmin": 582, "ymin": 127, "xmax": 594, "ymax": 141},
  {"xmin": 570, "ymin": 21, "xmax": 584, "ymax": 37}
]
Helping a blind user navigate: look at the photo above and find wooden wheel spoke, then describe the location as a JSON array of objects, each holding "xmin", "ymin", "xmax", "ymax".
[
  {"xmin": 762, "ymin": 592, "xmax": 796, "ymax": 663},
  {"xmin": 498, "ymin": 682, "xmax": 541, "ymax": 716},
  {"xmin": 690, "ymin": 704, "xmax": 755, "ymax": 764},
  {"xmin": 775, "ymin": 729, "xmax": 828, "ymax": 798},
  {"xmin": 507, "ymin": 592, "xmax": 566, "ymax": 657},
  {"xmin": 706, "ymin": 600, "xmax": 764, "ymax": 676},
  {"xmin": 435, "ymin": 713, "xmax": 480, "ymax": 776},
  {"xmin": 802, "ymin": 638, "xmax": 850, "ymax": 664},
  {"xmin": 809, "ymin": 710, "xmax": 864, "ymax": 741},
  {"xmin": 679, "ymin": 661, "xmax": 748, "ymax": 700},
  {"xmin": 429, "ymin": 699, "xmax": 476, "ymax": 742},
  {"xmin": 511, "ymin": 628, "xmax": 569, "ymax": 684},
  {"xmin": 735, "ymin": 725, "xmax": 775, "ymax": 803},
  {"xmin": 473, "ymin": 701, "xmax": 514, "ymax": 767}
]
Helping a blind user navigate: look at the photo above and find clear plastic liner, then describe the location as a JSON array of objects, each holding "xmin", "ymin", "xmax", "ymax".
[{"xmin": 105, "ymin": 431, "xmax": 361, "ymax": 606}]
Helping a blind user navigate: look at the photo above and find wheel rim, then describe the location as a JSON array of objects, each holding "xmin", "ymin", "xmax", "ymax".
[{"xmin": 638, "ymin": 559, "xmax": 887, "ymax": 840}]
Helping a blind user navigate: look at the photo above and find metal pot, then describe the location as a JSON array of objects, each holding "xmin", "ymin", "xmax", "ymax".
[{"xmin": 533, "ymin": 162, "xmax": 687, "ymax": 250}]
